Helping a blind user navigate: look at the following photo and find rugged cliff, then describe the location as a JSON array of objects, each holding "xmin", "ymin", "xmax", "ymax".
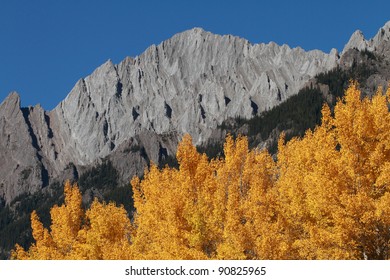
[{"xmin": 0, "ymin": 27, "xmax": 342, "ymax": 204}]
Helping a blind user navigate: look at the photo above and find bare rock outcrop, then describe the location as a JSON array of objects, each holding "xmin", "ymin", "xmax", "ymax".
[
  {"xmin": 0, "ymin": 93, "xmax": 44, "ymax": 202},
  {"xmin": 342, "ymin": 21, "xmax": 390, "ymax": 55},
  {"xmin": 50, "ymin": 28, "xmax": 338, "ymax": 169}
]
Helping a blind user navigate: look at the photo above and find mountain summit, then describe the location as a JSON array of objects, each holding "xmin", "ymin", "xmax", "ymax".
[{"xmin": 342, "ymin": 20, "xmax": 390, "ymax": 54}]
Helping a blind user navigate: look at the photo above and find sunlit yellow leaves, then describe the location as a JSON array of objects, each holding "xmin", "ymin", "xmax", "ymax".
[
  {"xmin": 277, "ymin": 82, "xmax": 390, "ymax": 259},
  {"xmin": 12, "ymin": 83, "xmax": 390, "ymax": 260},
  {"xmin": 50, "ymin": 181, "xmax": 83, "ymax": 255},
  {"xmin": 131, "ymin": 134, "xmax": 281, "ymax": 260},
  {"xmin": 12, "ymin": 181, "xmax": 133, "ymax": 260}
]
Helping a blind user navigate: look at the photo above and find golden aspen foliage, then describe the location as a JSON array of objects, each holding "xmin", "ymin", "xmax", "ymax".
[
  {"xmin": 131, "ymin": 134, "xmax": 279, "ymax": 259},
  {"xmin": 12, "ymin": 82, "xmax": 390, "ymax": 260},
  {"xmin": 13, "ymin": 181, "xmax": 82, "ymax": 259},
  {"xmin": 13, "ymin": 210, "xmax": 58, "ymax": 259},
  {"xmin": 276, "ymin": 82, "xmax": 390, "ymax": 259},
  {"xmin": 131, "ymin": 135, "xmax": 217, "ymax": 259},
  {"xmin": 11, "ymin": 181, "xmax": 134, "ymax": 260},
  {"xmin": 49, "ymin": 180, "xmax": 84, "ymax": 255},
  {"xmin": 73, "ymin": 200, "xmax": 134, "ymax": 259}
]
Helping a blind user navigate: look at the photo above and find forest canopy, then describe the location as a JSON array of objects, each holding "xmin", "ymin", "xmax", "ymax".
[{"xmin": 12, "ymin": 83, "xmax": 390, "ymax": 260}]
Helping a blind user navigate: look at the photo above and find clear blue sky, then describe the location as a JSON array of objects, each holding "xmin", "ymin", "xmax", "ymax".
[{"xmin": 1, "ymin": 0, "xmax": 389, "ymax": 110}]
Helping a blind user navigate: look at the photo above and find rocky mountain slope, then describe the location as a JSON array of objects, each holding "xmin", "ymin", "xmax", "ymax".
[{"xmin": 1, "ymin": 27, "xmax": 341, "ymax": 204}]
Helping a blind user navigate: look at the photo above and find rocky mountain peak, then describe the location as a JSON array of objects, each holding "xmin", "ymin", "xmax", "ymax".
[
  {"xmin": 342, "ymin": 30, "xmax": 368, "ymax": 53},
  {"xmin": 0, "ymin": 92, "xmax": 21, "ymax": 118},
  {"xmin": 342, "ymin": 21, "xmax": 390, "ymax": 54},
  {"xmin": 374, "ymin": 20, "xmax": 390, "ymax": 41},
  {"xmin": 371, "ymin": 20, "xmax": 390, "ymax": 56}
]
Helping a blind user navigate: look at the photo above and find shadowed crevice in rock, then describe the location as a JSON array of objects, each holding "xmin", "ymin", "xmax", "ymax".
[
  {"xmin": 21, "ymin": 107, "xmax": 49, "ymax": 187},
  {"xmin": 21, "ymin": 108, "xmax": 40, "ymax": 153},
  {"xmin": 277, "ymin": 89, "xmax": 282, "ymax": 102},
  {"xmin": 200, "ymin": 104, "xmax": 206, "ymax": 120},
  {"xmin": 250, "ymin": 100, "xmax": 258, "ymax": 116},
  {"xmin": 103, "ymin": 119, "xmax": 109, "ymax": 141},
  {"xmin": 158, "ymin": 143, "xmax": 168, "ymax": 163},
  {"xmin": 40, "ymin": 164, "xmax": 49, "ymax": 188},
  {"xmin": 116, "ymin": 81, "xmax": 123, "ymax": 98},
  {"xmin": 44, "ymin": 113, "xmax": 54, "ymax": 139},
  {"xmin": 132, "ymin": 107, "xmax": 140, "ymax": 121},
  {"xmin": 224, "ymin": 96, "xmax": 231, "ymax": 106},
  {"xmin": 110, "ymin": 141, "xmax": 115, "ymax": 151},
  {"xmin": 164, "ymin": 102, "xmax": 172, "ymax": 119}
]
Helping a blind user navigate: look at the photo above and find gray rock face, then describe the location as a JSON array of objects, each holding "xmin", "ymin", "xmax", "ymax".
[
  {"xmin": 0, "ymin": 93, "xmax": 44, "ymax": 202},
  {"xmin": 340, "ymin": 20, "xmax": 390, "ymax": 96},
  {"xmin": 1, "ymin": 23, "xmax": 389, "ymax": 204},
  {"xmin": 51, "ymin": 28, "xmax": 338, "ymax": 167},
  {"xmin": 342, "ymin": 21, "xmax": 390, "ymax": 54}
]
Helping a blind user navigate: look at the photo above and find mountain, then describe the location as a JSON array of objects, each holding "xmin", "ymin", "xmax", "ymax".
[
  {"xmin": 0, "ymin": 27, "xmax": 340, "ymax": 204},
  {"xmin": 1, "ymin": 21, "xmax": 390, "ymax": 258}
]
